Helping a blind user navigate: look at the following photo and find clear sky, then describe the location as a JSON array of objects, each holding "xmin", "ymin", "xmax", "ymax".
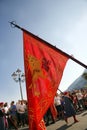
[{"xmin": 0, "ymin": 0, "xmax": 87, "ymax": 104}]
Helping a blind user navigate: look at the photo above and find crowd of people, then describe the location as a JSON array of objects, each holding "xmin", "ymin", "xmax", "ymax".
[
  {"xmin": 44, "ymin": 89, "xmax": 87, "ymax": 125},
  {"xmin": 0, "ymin": 89, "xmax": 87, "ymax": 130},
  {"xmin": 0, "ymin": 100, "xmax": 28, "ymax": 130}
]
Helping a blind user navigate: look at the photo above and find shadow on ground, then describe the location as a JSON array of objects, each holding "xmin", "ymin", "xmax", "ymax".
[
  {"xmin": 56, "ymin": 124, "xmax": 72, "ymax": 130},
  {"xmin": 81, "ymin": 112, "xmax": 87, "ymax": 116}
]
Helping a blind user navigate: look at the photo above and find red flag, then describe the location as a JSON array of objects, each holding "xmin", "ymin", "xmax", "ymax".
[{"xmin": 23, "ymin": 31, "xmax": 69, "ymax": 130}]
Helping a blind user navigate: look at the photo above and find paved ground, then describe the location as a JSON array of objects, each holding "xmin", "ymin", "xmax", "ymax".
[
  {"xmin": 47, "ymin": 110, "xmax": 87, "ymax": 130},
  {"xmin": 20, "ymin": 110, "xmax": 87, "ymax": 130}
]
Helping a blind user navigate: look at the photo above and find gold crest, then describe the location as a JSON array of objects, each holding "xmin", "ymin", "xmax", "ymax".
[{"xmin": 28, "ymin": 55, "xmax": 45, "ymax": 96}]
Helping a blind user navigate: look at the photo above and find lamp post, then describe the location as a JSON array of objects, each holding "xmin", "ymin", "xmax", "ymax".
[{"xmin": 11, "ymin": 68, "xmax": 25, "ymax": 100}]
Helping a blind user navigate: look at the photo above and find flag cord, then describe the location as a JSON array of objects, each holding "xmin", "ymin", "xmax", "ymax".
[{"xmin": 9, "ymin": 21, "xmax": 87, "ymax": 69}]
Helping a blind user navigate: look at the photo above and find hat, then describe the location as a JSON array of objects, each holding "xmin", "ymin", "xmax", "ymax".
[
  {"xmin": 63, "ymin": 92, "xmax": 68, "ymax": 95},
  {"xmin": 0, "ymin": 102, "xmax": 4, "ymax": 106}
]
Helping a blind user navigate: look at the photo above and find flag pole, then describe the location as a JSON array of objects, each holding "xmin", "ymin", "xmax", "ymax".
[
  {"xmin": 58, "ymin": 88, "xmax": 64, "ymax": 94},
  {"xmin": 9, "ymin": 21, "xmax": 87, "ymax": 69}
]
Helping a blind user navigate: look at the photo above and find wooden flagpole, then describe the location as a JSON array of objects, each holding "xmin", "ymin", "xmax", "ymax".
[{"xmin": 9, "ymin": 21, "xmax": 87, "ymax": 69}]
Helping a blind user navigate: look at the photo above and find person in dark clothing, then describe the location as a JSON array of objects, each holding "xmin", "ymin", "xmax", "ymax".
[
  {"xmin": 61, "ymin": 92, "xmax": 79, "ymax": 124},
  {"xmin": 44, "ymin": 107, "xmax": 55, "ymax": 126},
  {"xmin": 44, "ymin": 103, "xmax": 57, "ymax": 126},
  {"xmin": 0, "ymin": 102, "xmax": 5, "ymax": 130}
]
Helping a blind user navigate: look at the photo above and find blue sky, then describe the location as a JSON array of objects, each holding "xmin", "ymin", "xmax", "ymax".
[{"xmin": 0, "ymin": 0, "xmax": 87, "ymax": 104}]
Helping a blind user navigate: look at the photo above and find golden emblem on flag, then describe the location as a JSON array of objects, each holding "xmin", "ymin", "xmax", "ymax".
[{"xmin": 28, "ymin": 55, "xmax": 46, "ymax": 96}]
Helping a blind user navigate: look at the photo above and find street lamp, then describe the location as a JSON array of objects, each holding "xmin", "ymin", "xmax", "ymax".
[{"xmin": 11, "ymin": 68, "xmax": 25, "ymax": 100}]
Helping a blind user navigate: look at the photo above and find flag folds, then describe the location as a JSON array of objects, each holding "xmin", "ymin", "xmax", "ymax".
[{"xmin": 23, "ymin": 31, "xmax": 69, "ymax": 130}]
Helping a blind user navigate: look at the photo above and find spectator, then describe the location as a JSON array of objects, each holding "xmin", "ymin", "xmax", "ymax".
[
  {"xmin": 17, "ymin": 100, "xmax": 26, "ymax": 127},
  {"xmin": 76, "ymin": 90, "xmax": 84, "ymax": 110},
  {"xmin": 54, "ymin": 93, "xmax": 63, "ymax": 119},
  {"xmin": 44, "ymin": 103, "xmax": 57, "ymax": 126},
  {"xmin": 72, "ymin": 92, "xmax": 78, "ymax": 111},
  {"xmin": 16, "ymin": 100, "xmax": 21, "ymax": 126},
  {"xmin": 61, "ymin": 92, "xmax": 79, "ymax": 124},
  {"xmin": 8, "ymin": 101, "xmax": 18, "ymax": 130},
  {"xmin": 0, "ymin": 102, "xmax": 5, "ymax": 130}
]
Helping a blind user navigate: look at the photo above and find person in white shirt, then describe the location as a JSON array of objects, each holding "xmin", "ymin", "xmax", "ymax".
[
  {"xmin": 76, "ymin": 90, "xmax": 84, "ymax": 110},
  {"xmin": 16, "ymin": 100, "xmax": 26, "ymax": 127},
  {"xmin": 54, "ymin": 93, "xmax": 63, "ymax": 119}
]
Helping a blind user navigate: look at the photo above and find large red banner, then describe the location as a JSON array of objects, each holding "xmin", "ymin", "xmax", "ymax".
[{"xmin": 23, "ymin": 31, "xmax": 69, "ymax": 130}]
